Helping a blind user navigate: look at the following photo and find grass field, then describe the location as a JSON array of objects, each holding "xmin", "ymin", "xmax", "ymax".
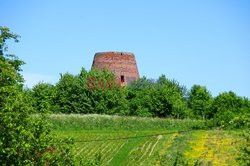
[{"xmin": 48, "ymin": 114, "xmax": 245, "ymax": 166}]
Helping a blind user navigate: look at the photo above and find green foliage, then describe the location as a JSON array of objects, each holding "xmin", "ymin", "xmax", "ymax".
[
  {"xmin": 0, "ymin": 27, "xmax": 24, "ymax": 87},
  {"xmin": 237, "ymin": 129, "xmax": 250, "ymax": 166},
  {"xmin": 128, "ymin": 75, "xmax": 188, "ymax": 118},
  {"xmin": 54, "ymin": 73, "xmax": 80, "ymax": 113},
  {"xmin": 0, "ymin": 27, "xmax": 80, "ymax": 165},
  {"xmin": 228, "ymin": 114, "xmax": 250, "ymax": 129},
  {"xmin": 54, "ymin": 68, "xmax": 129, "ymax": 115},
  {"xmin": 0, "ymin": 26, "xmax": 19, "ymax": 56},
  {"xmin": 187, "ymin": 85, "xmax": 213, "ymax": 119},
  {"xmin": 32, "ymin": 69, "xmax": 190, "ymax": 119},
  {"xmin": 48, "ymin": 114, "xmax": 205, "ymax": 131},
  {"xmin": 31, "ymin": 68, "xmax": 250, "ymax": 130},
  {"xmin": 44, "ymin": 72, "xmax": 189, "ymax": 118},
  {"xmin": 211, "ymin": 91, "xmax": 250, "ymax": 127},
  {"xmin": 31, "ymin": 82, "xmax": 56, "ymax": 113}
]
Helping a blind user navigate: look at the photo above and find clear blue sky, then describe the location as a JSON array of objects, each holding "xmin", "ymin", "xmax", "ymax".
[{"xmin": 1, "ymin": 0, "xmax": 250, "ymax": 97}]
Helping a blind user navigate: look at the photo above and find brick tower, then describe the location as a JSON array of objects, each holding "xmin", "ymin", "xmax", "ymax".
[{"xmin": 91, "ymin": 52, "xmax": 139, "ymax": 84}]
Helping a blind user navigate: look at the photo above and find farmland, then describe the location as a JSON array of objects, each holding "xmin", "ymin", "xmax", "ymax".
[{"xmin": 49, "ymin": 114, "xmax": 245, "ymax": 166}]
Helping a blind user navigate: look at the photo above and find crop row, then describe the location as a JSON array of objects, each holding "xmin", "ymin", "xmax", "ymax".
[{"xmin": 56, "ymin": 130, "xmax": 243, "ymax": 166}]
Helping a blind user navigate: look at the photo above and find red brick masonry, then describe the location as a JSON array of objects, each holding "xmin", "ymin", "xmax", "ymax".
[{"xmin": 92, "ymin": 52, "xmax": 139, "ymax": 84}]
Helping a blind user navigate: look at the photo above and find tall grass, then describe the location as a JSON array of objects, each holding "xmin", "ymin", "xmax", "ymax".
[{"xmin": 47, "ymin": 114, "xmax": 206, "ymax": 131}]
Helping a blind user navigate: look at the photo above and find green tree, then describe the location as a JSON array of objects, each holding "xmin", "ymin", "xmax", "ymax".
[
  {"xmin": 127, "ymin": 75, "xmax": 188, "ymax": 118},
  {"xmin": 54, "ymin": 73, "xmax": 84, "ymax": 113},
  {"xmin": 211, "ymin": 91, "xmax": 249, "ymax": 127},
  {"xmin": 0, "ymin": 27, "xmax": 78, "ymax": 165},
  {"xmin": 0, "ymin": 27, "xmax": 24, "ymax": 87},
  {"xmin": 83, "ymin": 68, "xmax": 129, "ymax": 115},
  {"xmin": 54, "ymin": 67, "xmax": 129, "ymax": 115},
  {"xmin": 187, "ymin": 85, "xmax": 213, "ymax": 119},
  {"xmin": 32, "ymin": 82, "xmax": 56, "ymax": 113}
]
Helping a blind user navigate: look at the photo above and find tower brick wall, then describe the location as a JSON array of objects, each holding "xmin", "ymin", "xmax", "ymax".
[{"xmin": 91, "ymin": 52, "xmax": 139, "ymax": 84}]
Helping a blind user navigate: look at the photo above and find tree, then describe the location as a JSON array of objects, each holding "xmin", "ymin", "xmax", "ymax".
[
  {"xmin": 32, "ymin": 82, "xmax": 56, "ymax": 113},
  {"xmin": 211, "ymin": 91, "xmax": 249, "ymax": 127},
  {"xmin": 54, "ymin": 73, "xmax": 84, "ymax": 113},
  {"xmin": 127, "ymin": 75, "xmax": 188, "ymax": 118},
  {"xmin": 0, "ymin": 27, "xmax": 78, "ymax": 165},
  {"xmin": 0, "ymin": 27, "xmax": 24, "ymax": 87},
  {"xmin": 83, "ymin": 68, "xmax": 129, "ymax": 115},
  {"xmin": 187, "ymin": 85, "xmax": 213, "ymax": 119},
  {"xmin": 54, "ymin": 67, "xmax": 129, "ymax": 115}
]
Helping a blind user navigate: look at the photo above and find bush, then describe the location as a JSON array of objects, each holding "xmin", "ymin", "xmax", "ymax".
[{"xmin": 228, "ymin": 114, "xmax": 250, "ymax": 129}]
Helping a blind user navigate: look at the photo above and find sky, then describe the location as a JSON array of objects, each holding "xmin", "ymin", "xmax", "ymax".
[{"xmin": 1, "ymin": 0, "xmax": 250, "ymax": 97}]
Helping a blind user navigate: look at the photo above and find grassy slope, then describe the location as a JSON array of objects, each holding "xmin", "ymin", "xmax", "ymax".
[{"xmin": 48, "ymin": 114, "xmax": 244, "ymax": 166}]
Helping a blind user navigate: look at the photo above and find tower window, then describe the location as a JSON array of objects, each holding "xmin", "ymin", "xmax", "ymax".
[{"xmin": 121, "ymin": 75, "xmax": 125, "ymax": 83}]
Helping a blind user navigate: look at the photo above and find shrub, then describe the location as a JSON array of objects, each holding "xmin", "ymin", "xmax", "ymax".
[{"xmin": 228, "ymin": 114, "xmax": 250, "ymax": 129}]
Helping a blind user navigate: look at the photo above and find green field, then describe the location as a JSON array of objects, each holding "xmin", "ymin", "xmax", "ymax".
[{"xmin": 49, "ymin": 114, "xmax": 245, "ymax": 166}]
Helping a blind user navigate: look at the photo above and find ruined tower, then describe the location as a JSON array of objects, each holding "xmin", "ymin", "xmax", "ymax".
[{"xmin": 91, "ymin": 52, "xmax": 139, "ymax": 84}]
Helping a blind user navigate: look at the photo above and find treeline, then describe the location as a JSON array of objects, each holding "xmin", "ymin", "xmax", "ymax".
[{"xmin": 28, "ymin": 67, "xmax": 250, "ymax": 128}]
